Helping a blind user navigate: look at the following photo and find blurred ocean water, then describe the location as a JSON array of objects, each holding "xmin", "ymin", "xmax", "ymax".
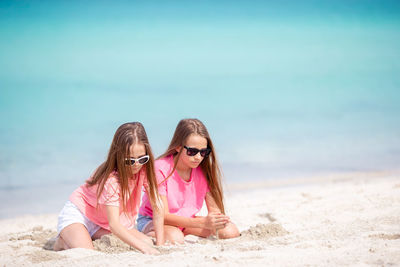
[{"xmin": 0, "ymin": 0, "xmax": 399, "ymax": 217}]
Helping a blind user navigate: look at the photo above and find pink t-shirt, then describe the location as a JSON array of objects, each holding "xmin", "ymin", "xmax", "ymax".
[
  {"xmin": 139, "ymin": 155, "xmax": 210, "ymax": 218},
  {"xmin": 69, "ymin": 170, "xmax": 146, "ymax": 231}
]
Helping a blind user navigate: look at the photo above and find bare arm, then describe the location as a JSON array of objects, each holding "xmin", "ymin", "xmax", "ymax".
[
  {"xmin": 205, "ymin": 191, "xmax": 223, "ymax": 214},
  {"xmin": 105, "ymin": 205, "xmax": 159, "ymax": 254},
  {"xmin": 204, "ymin": 192, "xmax": 231, "ymax": 237},
  {"xmin": 161, "ymin": 194, "xmax": 229, "ymax": 230},
  {"xmin": 149, "ymin": 198, "xmax": 165, "ymax": 245},
  {"xmin": 204, "ymin": 192, "xmax": 240, "ymax": 239}
]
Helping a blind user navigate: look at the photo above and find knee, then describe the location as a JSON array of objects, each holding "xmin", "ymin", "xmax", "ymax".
[
  {"xmin": 217, "ymin": 223, "xmax": 240, "ymax": 239},
  {"xmin": 165, "ymin": 227, "xmax": 184, "ymax": 244}
]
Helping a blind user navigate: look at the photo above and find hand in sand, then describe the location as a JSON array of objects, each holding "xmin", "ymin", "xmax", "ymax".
[
  {"xmin": 204, "ymin": 212, "xmax": 230, "ymax": 231},
  {"xmin": 141, "ymin": 245, "xmax": 160, "ymax": 255}
]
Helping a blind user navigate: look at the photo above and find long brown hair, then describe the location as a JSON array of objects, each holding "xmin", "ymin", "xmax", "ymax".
[
  {"xmin": 158, "ymin": 118, "xmax": 225, "ymax": 214},
  {"xmin": 87, "ymin": 122, "xmax": 160, "ymax": 213}
]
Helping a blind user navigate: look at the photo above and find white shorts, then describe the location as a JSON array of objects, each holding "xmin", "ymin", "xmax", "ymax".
[{"xmin": 57, "ymin": 200, "xmax": 101, "ymax": 237}]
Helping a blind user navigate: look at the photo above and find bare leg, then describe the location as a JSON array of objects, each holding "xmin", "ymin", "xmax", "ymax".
[
  {"xmin": 182, "ymin": 222, "xmax": 240, "ymax": 239},
  {"xmin": 91, "ymin": 228, "xmax": 111, "ymax": 240},
  {"xmin": 183, "ymin": 227, "xmax": 213, "ymax": 238},
  {"xmin": 146, "ymin": 231, "xmax": 156, "ymax": 238},
  {"xmin": 144, "ymin": 224, "xmax": 184, "ymax": 245},
  {"xmin": 215, "ymin": 222, "xmax": 240, "ymax": 239},
  {"xmin": 54, "ymin": 223, "xmax": 94, "ymax": 250},
  {"xmin": 163, "ymin": 225, "xmax": 184, "ymax": 244}
]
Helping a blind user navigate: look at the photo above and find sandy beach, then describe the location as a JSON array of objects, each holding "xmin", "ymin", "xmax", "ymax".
[{"xmin": 0, "ymin": 171, "xmax": 399, "ymax": 266}]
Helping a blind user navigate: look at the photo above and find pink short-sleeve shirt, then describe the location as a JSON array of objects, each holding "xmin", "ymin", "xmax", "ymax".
[
  {"xmin": 69, "ymin": 170, "xmax": 145, "ymax": 230},
  {"xmin": 139, "ymin": 155, "xmax": 210, "ymax": 218}
]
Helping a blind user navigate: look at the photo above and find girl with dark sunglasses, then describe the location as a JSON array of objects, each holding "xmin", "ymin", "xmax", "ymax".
[
  {"xmin": 137, "ymin": 118, "xmax": 240, "ymax": 243},
  {"xmin": 53, "ymin": 122, "xmax": 164, "ymax": 254}
]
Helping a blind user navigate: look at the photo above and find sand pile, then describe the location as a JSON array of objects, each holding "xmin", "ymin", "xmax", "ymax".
[
  {"xmin": 93, "ymin": 234, "xmax": 138, "ymax": 253},
  {"xmin": 8, "ymin": 226, "xmax": 57, "ymax": 249},
  {"xmin": 240, "ymin": 223, "xmax": 289, "ymax": 240},
  {"xmin": 4, "ymin": 225, "xmax": 66, "ymax": 264},
  {"xmin": 369, "ymin": 233, "xmax": 400, "ymax": 240}
]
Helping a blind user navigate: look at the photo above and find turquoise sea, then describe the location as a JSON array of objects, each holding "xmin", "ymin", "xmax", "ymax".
[{"xmin": 1, "ymin": 0, "xmax": 400, "ymax": 218}]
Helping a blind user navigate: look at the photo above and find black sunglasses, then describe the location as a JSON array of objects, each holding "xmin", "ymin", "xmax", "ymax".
[
  {"xmin": 124, "ymin": 155, "xmax": 150, "ymax": 165},
  {"xmin": 183, "ymin": 146, "xmax": 212, "ymax": 157}
]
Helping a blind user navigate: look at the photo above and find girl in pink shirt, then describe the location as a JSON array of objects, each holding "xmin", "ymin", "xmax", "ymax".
[
  {"xmin": 138, "ymin": 118, "xmax": 240, "ymax": 243},
  {"xmin": 53, "ymin": 122, "xmax": 164, "ymax": 254}
]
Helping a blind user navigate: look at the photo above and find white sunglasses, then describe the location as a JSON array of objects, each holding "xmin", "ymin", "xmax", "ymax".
[{"xmin": 124, "ymin": 155, "xmax": 150, "ymax": 165}]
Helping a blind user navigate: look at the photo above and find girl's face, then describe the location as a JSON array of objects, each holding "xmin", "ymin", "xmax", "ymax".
[
  {"xmin": 177, "ymin": 134, "xmax": 208, "ymax": 169},
  {"xmin": 128, "ymin": 143, "xmax": 147, "ymax": 174}
]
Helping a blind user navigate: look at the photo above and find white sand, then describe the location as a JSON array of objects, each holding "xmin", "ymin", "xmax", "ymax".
[{"xmin": 1, "ymin": 172, "xmax": 399, "ymax": 266}]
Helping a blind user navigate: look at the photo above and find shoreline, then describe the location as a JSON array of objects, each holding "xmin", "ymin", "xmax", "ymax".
[
  {"xmin": 225, "ymin": 169, "xmax": 400, "ymax": 192},
  {"xmin": 1, "ymin": 171, "xmax": 399, "ymax": 266}
]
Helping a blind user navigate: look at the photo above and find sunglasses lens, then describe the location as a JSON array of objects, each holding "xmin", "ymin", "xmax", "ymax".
[
  {"xmin": 125, "ymin": 159, "xmax": 135, "ymax": 165},
  {"xmin": 184, "ymin": 146, "xmax": 211, "ymax": 157},
  {"xmin": 186, "ymin": 148, "xmax": 199, "ymax": 156},
  {"xmin": 200, "ymin": 148, "xmax": 211, "ymax": 157},
  {"xmin": 138, "ymin": 156, "xmax": 149, "ymax": 164},
  {"xmin": 125, "ymin": 155, "xmax": 149, "ymax": 165}
]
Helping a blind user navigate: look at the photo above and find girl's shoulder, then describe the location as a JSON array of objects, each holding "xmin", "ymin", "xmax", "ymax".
[
  {"xmin": 155, "ymin": 155, "xmax": 174, "ymax": 174},
  {"xmin": 108, "ymin": 170, "xmax": 119, "ymax": 178},
  {"xmin": 104, "ymin": 171, "xmax": 120, "ymax": 185}
]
